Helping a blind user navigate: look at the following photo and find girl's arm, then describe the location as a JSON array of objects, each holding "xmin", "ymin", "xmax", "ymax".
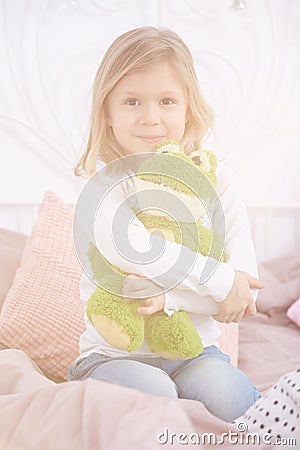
[
  {"xmin": 213, "ymin": 162, "xmax": 258, "ymax": 280},
  {"xmin": 211, "ymin": 162, "xmax": 264, "ymax": 321},
  {"xmin": 75, "ymin": 164, "xmax": 235, "ymax": 303},
  {"xmin": 161, "ymin": 161, "xmax": 263, "ymax": 318},
  {"xmin": 74, "ymin": 160, "xmax": 262, "ymax": 317}
]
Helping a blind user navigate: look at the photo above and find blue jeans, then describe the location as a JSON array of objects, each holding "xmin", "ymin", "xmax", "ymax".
[{"xmin": 68, "ymin": 345, "xmax": 260, "ymax": 422}]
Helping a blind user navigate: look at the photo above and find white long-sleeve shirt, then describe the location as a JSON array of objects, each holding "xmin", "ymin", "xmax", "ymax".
[{"xmin": 73, "ymin": 157, "xmax": 258, "ymax": 359}]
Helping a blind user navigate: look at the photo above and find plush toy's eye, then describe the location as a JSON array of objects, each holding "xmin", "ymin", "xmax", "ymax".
[
  {"xmin": 191, "ymin": 155, "xmax": 201, "ymax": 166},
  {"xmin": 190, "ymin": 150, "xmax": 211, "ymax": 172}
]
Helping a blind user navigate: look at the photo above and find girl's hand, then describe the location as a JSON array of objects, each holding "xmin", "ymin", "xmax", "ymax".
[
  {"xmin": 122, "ymin": 273, "xmax": 165, "ymax": 315},
  {"xmin": 212, "ymin": 271, "xmax": 265, "ymax": 323},
  {"xmin": 136, "ymin": 293, "xmax": 165, "ymax": 315}
]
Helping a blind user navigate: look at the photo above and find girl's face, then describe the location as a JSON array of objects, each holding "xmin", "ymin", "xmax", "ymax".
[{"xmin": 105, "ymin": 61, "xmax": 188, "ymax": 155}]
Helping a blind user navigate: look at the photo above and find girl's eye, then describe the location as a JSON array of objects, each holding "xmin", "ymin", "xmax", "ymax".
[
  {"xmin": 160, "ymin": 98, "xmax": 175, "ymax": 105},
  {"xmin": 125, "ymin": 99, "xmax": 140, "ymax": 106}
]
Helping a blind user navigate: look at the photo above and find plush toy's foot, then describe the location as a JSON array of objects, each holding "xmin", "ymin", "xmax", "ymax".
[
  {"xmin": 144, "ymin": 311, "xmax": 203, "ymax": 360},
  {"xmin": 86, "ymin": 275, "xmax": 144, "ymax": 352}
]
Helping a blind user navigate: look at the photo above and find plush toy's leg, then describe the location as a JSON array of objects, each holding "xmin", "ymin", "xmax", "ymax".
[
  {"xmin": 144, "ymin": 311, "xmax": 203, "ymax": 360},
  {"xmin": 86, "ymin": 275, "xmax": 144, "ymax": 352}
]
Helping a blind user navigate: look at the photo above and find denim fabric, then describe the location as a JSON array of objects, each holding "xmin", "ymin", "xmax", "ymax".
[{"xmin": 68, "ymin": 345, "xmax": 260, "ymax": 422}]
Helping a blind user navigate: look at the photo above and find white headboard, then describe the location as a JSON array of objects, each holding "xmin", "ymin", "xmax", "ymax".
[
  {"xmin": 0, "ymin": 1, "xmax": 299, "ymax": 264},
  {"xmin": 247, "ymin": 205, "xmax": 300, "ymax": 261},
  {"xmin": 1, "ymin": 1, "xmax": 300, "ymax": 207}
]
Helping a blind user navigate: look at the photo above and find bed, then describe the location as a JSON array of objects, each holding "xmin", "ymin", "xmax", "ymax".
[
  {"xmin": 0, "ymin": 194, "xmax": 299, "ymax": 450},
  {"xmin": 1, "ymin": 0, "xmax": 299, "ymax": 446}
]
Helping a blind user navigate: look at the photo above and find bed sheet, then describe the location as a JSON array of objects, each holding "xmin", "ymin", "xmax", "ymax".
[{"xmin": 0, "ymin": 307, "xmax": 299, "ymax": 450}]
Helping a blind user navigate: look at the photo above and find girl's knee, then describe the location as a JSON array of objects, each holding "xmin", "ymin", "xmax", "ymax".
[
  {"xmin": 174, "ymin": 358, "xmax": 259, "ymax": 422},
  {"xmin": 197, "ymin": 377, "xmax": 258, "ymax": 421},
  {"xmin": 90, "ymin": 360, "xmax": 178, "ymax": 398},
  {"xmin": 198, "ymin": 360, "xmax": 259, "ymax": 420}
]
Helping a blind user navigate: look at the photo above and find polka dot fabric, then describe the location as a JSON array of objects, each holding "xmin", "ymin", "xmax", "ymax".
[{"xmin": 235, "ymin": 369, "xmax": 300, "ymax": 443}]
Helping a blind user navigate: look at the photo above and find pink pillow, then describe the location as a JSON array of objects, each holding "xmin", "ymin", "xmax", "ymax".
[
  {"xmin": 262, "ymin": 254, "xmax": 300, "ymax": 301},
  {"xmin": 0, "ymin": 192, "xmax": 85, "ymax": 381},
  {"xmin": 287, "ymin": 297, "xmax": 300, "ymax": 328},
  {"xmin": 263, "ymin": 253, "xmax": 300, "ymax": 284},
  {"xmin": 0, "ymin": 228, "xmax": 27, "ymax": 312},
  {"xmin": 216, "ymin": 323, "xmax": 239, "ymax": 367},
  {"xmin": 256, "ymin": 263, "xmax": 294, "ymax": 316}
]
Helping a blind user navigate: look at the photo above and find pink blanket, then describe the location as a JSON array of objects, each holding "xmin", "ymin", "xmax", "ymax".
[
  {"xmin": 0, "ymin": 349, "xmax": 266, "ymax": 450},
  {"xmin": 0, "ymin": 254, "xmax": 299, "ymax": 450}
]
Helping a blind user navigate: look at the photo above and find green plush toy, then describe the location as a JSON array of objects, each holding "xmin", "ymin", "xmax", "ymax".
[{"xmin": 86, "ymin": 141, "xmax": 224, "ymax": 360}]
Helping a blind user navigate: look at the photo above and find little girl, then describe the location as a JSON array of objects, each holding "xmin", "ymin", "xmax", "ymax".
[{"xmin": 69, "ymin": 26, "xmax": 264, "ymax": 422}]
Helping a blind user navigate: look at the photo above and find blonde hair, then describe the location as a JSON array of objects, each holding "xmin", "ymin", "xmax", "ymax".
[{"xmin": 74, "ymin": 26, "xmax": 214, "ymax": 176}]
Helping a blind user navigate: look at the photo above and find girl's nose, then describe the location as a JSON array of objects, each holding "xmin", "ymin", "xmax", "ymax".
[{"xmin": 139, "ymin": 105, "xmax": 161, "ymax": 125}]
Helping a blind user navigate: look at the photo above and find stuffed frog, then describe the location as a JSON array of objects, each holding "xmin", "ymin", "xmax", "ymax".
[{"xmin": 86, "ymin": 141, "xmax": 224, "ymax": 360}]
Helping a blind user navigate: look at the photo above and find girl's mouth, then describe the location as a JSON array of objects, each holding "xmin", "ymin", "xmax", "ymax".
[{"xmin": 137, "ymin": 136, "xmax": 164, "ymax": 143}]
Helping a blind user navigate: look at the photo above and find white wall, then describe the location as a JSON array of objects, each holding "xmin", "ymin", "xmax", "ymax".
[{"xmin": 0, "ymin": 0, "xmax": 299, "ymax": 208}]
